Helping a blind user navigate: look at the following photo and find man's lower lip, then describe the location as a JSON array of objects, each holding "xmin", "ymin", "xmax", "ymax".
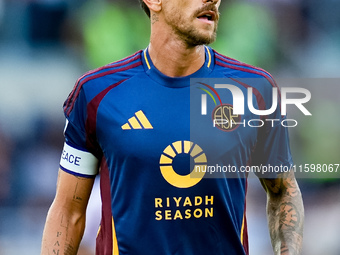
[{"xmin": 197, "ymin": 17, "xmax": 214, "ymax": 24}]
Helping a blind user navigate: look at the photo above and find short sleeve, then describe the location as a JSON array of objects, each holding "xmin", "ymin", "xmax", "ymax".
[
  {"xmin": 251, "ymin": 82, "xmax": 293, "ymax": 178},
  {"xmin": 59, "ymin": 87, "xmax": 99, "ymax": 177}
]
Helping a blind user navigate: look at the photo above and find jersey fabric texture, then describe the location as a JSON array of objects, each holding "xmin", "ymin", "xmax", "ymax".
[{"xmin": 61, "ymin": 46, "xmax": 293, "ymax": 255}]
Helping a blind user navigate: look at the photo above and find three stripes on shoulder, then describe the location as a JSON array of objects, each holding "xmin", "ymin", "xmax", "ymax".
[{"xmin": 121, "ymin": 110, "xmax": 153, "ymax": 130}]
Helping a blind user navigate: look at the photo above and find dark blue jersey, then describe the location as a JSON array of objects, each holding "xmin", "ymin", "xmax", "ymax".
[{"xmin": 60, "ymin": 47, "xmax": 293, "ymax": 255}]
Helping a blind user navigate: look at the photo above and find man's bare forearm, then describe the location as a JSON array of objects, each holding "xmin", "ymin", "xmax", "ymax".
[
  {"xmin": 41, "ymin": 170, "xmax": 94, "ymax": 255},
  {"xmin": 261, "ymin": 170, "xmax": 304, "ymax": 255},
  {"xmin": 41, "ymin": 204, "xmax": 85, "ymax": 255}
]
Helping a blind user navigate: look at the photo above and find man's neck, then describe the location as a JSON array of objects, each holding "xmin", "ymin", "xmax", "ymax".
[{"xmin": 148, "ymin": 30, "xmax": 206, "ymax": 77}]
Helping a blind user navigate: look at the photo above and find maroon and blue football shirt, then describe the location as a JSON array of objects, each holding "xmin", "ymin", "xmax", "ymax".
[{"xmin": 60, "ymin": 46, "xmax": 292, "ymax": 255}]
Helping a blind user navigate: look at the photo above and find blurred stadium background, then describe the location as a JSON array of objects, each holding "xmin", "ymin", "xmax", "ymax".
[{"xmin": 0, "ymin": 0, "xmax": 339, "ymax": 254}]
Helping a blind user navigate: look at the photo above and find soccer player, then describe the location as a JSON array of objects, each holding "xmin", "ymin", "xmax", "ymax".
[{"xmin": 41, "ymin": 0, "xmax": 304, "ymax": 254}]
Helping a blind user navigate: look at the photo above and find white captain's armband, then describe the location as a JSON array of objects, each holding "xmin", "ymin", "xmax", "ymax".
[{"xmin": 60, "ymin": 142, "xmax": 99, "ymax": 177}]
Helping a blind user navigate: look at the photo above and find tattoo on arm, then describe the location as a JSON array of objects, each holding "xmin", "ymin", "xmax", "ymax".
[
  {"xmin": 279, "ymin": 202, "xmax": 300, "ymax": 231},
  {"xmin": 46, "ymin": 172, "xmax": 90, "ymax": 255},
  {"xmin": 52, "ymin": 230, "xmax": 63, "ymax": 255},
  {"xmin": 64, "ymin": 239, "xmax": 75, "ymax": 255},
  {"xmin": 72, "ymin": 176, "xmax": 89, "ymax": 203},
  {"xmin": 72, "ymin": 182, "xmax": 83, "ymax": 203},
  {"xmin": 263, "ymin": 170, "xmax": 304, "ymax": 254}
]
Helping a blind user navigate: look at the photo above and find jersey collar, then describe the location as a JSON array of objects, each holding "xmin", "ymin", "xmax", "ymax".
[{"xmin": 142, "ymin": 46, "xmax": 214, "ymax": 88}]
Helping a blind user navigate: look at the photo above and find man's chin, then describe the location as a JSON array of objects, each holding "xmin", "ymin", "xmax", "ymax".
[
  {"xmin": 195, "ymin": 28, "xmax": 217, "ymax": 44},
  {"xmin": 174, "ymin": 26, "xmax": 217, "ymax": 46},
  {"xmin": 189, "ymin": 33, "xmax": 216, "ymax": 46}
]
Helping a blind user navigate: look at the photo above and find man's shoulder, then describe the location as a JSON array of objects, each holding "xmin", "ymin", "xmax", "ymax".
[
  {"xmin": 212, "ymin": 49, "xmax": 276, "ymax": 83},
  {"xmin": 79, "ymin": 50, "xmax": 145, "ymax": 91},
  {"xmin": 211, "ymin": 49, "xmax": 279, "ymax": 106},
  {"xmin": 63, "ymin": 51, "xmax": 145, "ymax": 116}
]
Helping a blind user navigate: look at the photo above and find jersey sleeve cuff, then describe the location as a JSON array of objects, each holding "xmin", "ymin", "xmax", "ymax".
[{"xmin": 60, "ymin": 142, "xmax": 99, "ymax": 177}]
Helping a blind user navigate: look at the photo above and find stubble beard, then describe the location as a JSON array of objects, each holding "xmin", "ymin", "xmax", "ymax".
[
  {"xmin": 175, "ymin": 24, "xmax": 217, "ymax": 47},
  {"xmin": 164, "ymin": 8, "xmax": 218, "ymax": 47}
]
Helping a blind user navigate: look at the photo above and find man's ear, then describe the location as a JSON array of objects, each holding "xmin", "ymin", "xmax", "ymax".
[{"xmin": 143, "ymin": 0, "xmax": 162, "ymax": 13}]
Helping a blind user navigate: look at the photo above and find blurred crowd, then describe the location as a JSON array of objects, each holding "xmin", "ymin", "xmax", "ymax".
[{"xmin": 0, "ymin": 0, "xmax": 339, "ymax": 254}]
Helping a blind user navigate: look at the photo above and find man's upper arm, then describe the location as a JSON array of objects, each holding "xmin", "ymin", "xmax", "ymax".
[
  {"xmin": 53, "ymin": 168, "xmax": 95, "ymax": 213},
  {"xmin": 260, "ymin": 169, "xmax": 298, "ymax": 196}
]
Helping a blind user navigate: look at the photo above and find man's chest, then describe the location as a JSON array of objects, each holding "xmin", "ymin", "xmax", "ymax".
[{"xmin": 94, "ymin": 85, "xmax": 258, "ymax": 174}]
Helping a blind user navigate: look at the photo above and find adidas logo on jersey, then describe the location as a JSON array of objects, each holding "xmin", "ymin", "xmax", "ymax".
[{"xmin": 121, "ymin": 110, "xmax": 153, "ymax": 130}]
